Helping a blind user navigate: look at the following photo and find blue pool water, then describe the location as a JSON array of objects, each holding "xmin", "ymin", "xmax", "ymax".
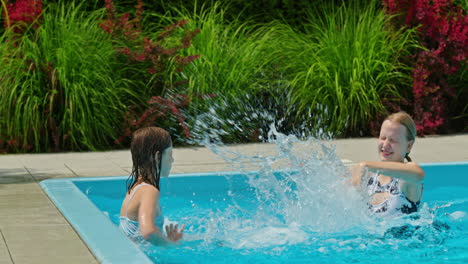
[{"xmin": 42, "ymin": 162, "xmax": 468, "ymax": 263}]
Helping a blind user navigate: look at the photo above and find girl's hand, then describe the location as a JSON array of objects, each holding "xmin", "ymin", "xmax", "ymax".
[
  {"xmin": 166, "ymin": 224, "xmax": 185, "ymax": 242},
  {"xmin": 350, "ymin": 162, "xmax": 367, "ymax": 188}
]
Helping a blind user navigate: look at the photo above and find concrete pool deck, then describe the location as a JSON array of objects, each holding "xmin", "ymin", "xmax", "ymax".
[{"xmin": 0, "ymin": 134, "xmax": 467, "ymax": 264}]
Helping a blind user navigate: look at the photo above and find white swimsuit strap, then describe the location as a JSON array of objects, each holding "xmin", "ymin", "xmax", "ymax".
[{"xmin": 125, "ymin": 183, "xmax": 151, "ymax": 218}]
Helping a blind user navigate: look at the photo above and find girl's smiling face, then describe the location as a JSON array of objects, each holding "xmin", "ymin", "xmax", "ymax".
[{"xmin": 378, "ymin": 120, "xmax": 414, "ymax": 162}]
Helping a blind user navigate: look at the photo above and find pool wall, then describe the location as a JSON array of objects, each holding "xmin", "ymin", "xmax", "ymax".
[
  {"xmin": 421, "ymin": 162, "xmax": 468, "ymax": 188},
  {"xmin": 40, "ymin": 162, "xmax": 468, "ymax": 263},
  {"xmin": 40, "ymin": 171, "xmax": 248, "ymax": 264},
  {"xmin": 40, "ymin": 177, "xmax": 153, "ymax": 264}
]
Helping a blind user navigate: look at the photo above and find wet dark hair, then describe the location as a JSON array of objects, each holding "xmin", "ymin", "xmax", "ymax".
[{"xmin": 127, "ymin": 127, "xmax": 172, "ymax": 193}]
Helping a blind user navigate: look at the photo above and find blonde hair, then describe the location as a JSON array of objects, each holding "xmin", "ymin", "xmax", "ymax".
[{"xmin": 385, "ymin": 111, "xmax": 416, "ymax": 162}]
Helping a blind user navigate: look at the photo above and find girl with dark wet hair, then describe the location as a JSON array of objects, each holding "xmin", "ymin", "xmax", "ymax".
[{"xmin": 119, "ymin": 127, "xmax": 184, "ymax": 244}]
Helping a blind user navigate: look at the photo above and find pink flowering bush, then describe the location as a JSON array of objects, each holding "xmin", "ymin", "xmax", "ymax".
[
  {"xmin": 99, "ymin": 0, "xmax": 201, "ymax": 145},
  {"xmin": 383, "ymin": 0, "xmax": 467, "ymax": 134},
  {"xmin": 2, "ymin": 0, "xmax": 42, "ymax": 34}
]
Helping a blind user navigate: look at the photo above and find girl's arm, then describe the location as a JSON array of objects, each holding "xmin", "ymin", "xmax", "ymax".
[
  {"xmin": 359, "ymin": 161, "xmax": 425, "ymax": 184},
  {"xmin": 138, "ymin": 187, "xmax": 184, "ymax": 245},
  {"xmin": 350, "ymin": 163, "xmax": 366, "ymax": 189},
  {"xmin": 360, "ymin": 161, "xmax": 425, "ymax": 202}
]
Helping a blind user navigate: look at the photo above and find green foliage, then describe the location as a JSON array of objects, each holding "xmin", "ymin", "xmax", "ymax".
[
  {"xmin": 157, "ymin": 3, "xmax": 300, "ymax": 143},
  {"xmin": 285, "ymin": 1, "xmax": 417, "ymax": 136},
  {"xmin": 0, "ymin": 2, "xmax": 135, "ymax": 152},
  {"xmin": 0, "ymin": 0, "xmax": 426, "ymax": 152},
  {"xmin": 167, "ymin": 1, "xmax": 417, "ymax": 139},
  {"xmin": 98, "ymin": 0, "xmax": 200, "ymax": 146},
  {"xmin": 169, "ymin": 2, "xmax": 274, "ymax": 97}
]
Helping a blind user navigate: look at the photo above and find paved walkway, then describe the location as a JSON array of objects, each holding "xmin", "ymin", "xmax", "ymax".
[{"xmin": 0, "ymin": 134, "xmax": 467, "ymax": 264}]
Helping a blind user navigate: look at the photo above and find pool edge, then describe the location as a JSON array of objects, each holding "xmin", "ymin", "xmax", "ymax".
[
  {"xmin": 38, "ymin": 163, "xmax": 468, "ymax": 262},
  {"xmin": 40, "ymin": 178, "xmax": 153, "ymax": 264}
]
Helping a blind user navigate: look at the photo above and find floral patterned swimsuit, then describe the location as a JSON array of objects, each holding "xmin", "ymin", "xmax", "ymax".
[{"xmin": 367, "ymin": 172, "xmax": 420, "ymax": 217}]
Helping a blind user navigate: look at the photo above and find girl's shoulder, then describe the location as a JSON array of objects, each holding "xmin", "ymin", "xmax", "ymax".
[
  {"xmin": 130, "ymin": 183, "xmax": 160, "ymax": 199},
  {"xmin": 138, "ymin": 183, "xmax": 160, "ymax": 197}
]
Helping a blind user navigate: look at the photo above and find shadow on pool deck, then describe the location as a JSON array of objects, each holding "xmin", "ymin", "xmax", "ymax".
[{"xmin": 0, "ymin": 135, "xmax": 467, "ymax": 264}]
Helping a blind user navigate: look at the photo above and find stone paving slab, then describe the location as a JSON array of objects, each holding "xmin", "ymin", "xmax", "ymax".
[
  {"xmin": 3, "ymin": 225, "xmax": 98, "ymax": 264},
  {"xmin": 334, "ymin": 134, "xmax": 468, "ymax": 163},
  {"xmin": 26, "ymin": 169, "xmax": 76, "ymax": 182},
  {"xmin": 0, "ymin": 229, "xmax": 13, "ymax": 264},
  {"xmin": 0, "ymin": 194, "xmax": 68, "ymax": 229},
  {"xmin": 0, "ymin": 156, "xmax": 22, "ymax": 170},
  {"xmin": 0, "ymin": 134, "xmax": 466, "ymax": 264},
  {"xmin": 0, "ymin": 181, "xmax": 43, "ymax": 196}
]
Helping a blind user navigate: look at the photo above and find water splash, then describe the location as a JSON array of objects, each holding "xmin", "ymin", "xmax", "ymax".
[
  {"xmin": 119, "ymin": 90, "xmax": 467, "ymax": 259},
  {"xmin": 181, "ymin": 92, "xmax": 332, "ymax": 146},
  {"xmin": 110, "ymin": 124, "xmax": 467, "ymax": 262},
  {"xmin": 180, "ymin": 124, "xmax": 467, "ymax": 255},
  {"xmin": 190, "ymin": 124, "xmax": 372, "ymax": 249}
]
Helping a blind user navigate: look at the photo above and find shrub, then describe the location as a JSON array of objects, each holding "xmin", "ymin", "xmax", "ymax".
[
  {"xmin": 0, "ymin": 1, "xmax": 134, "ymax": 152},
  {"xmin": 2, "ymin": 0, "xmax": 42, "ymax": 35},
  {"xmin": 160, "ymin": 3, "xmax": 298, "ymax": 143},
  {"xmin": 285, "ymin": 1, "xmax": 417, "ymax": 137},
  {"xmin": 100, "ymin": 0, "xmax": 200, "ymax": 146},
  {"xmin": 160, "ymin": 1, "xmax": 418, "ymax": 140},
  {"xmin": 383, "ymin": 0, "xmax": 468, "ymax": 134},
  {"xmin": 171, "ymin": 2, "xmax": 275, "ymax": 97}
]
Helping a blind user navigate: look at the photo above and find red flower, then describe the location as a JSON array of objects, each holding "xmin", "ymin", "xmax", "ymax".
[
  {"xmin": 383, "ymin": 0, "xmax": 467, "ymax": 135},
  {"xmin": 3, "ymin": 0, "xmax": 43, "ymax": 34}
]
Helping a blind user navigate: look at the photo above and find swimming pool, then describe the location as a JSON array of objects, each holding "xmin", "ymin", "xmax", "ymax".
[{"xmin": 40, "ymin": 162, "xmax": 468, "ymax": 263}]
